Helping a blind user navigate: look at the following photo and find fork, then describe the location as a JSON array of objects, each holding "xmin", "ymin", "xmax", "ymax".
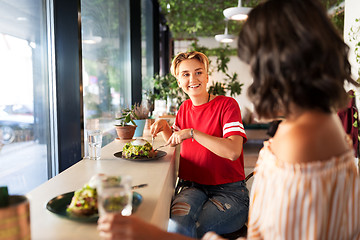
[{"xmin": 153, "ymin": 142, "xmax": 170, "ymax": 151}]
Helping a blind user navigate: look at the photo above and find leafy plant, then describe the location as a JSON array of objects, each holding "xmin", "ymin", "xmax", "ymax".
[
  {"xmin": 158, "ymin": 0, "xmax": 342, "ymax": 38},
  {"xmin": 158, "ymin": 0, "xmax": 260, "ymax": 38},
  {"xmin": 208, "ymin": 72, "xmax": 244, "ymax": 97},
  {"xmin": 150, "ymin": 73, "xmax": 188, "ymax": 107},
  {"xmin": 133, "ymin": 103, "xmax": 150, "ymax": 119},
  {"xmin": 115, "ymin": 106, "xmax": 138, "ymax": 126}
]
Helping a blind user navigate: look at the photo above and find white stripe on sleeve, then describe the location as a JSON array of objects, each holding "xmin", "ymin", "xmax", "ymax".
[
  {"xmin": 224, "ymin": 121, "xmax": 244, "ymax": 129},
  {"xmin": 223, "ymin": 127, "xmax": 246, "ymax": 136},
  {"xmin": 223, "ymin": 121, "xmax": 245, "ymax": 136}
]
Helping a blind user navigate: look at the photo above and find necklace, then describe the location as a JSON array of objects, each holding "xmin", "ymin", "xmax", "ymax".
[{"xmin": 207, "ymin": 93, "xmax": 211, "ymax": 103}]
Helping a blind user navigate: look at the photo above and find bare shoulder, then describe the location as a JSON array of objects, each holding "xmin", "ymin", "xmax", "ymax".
[{"xmin": 271, "ymin": 112, "xmax": 349, "ymax": 163}]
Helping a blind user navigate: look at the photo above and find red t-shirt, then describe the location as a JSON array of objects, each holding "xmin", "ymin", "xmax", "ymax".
[{"xmin": 174, "ymin": 95, "xmax": 247, "ymax": 185}]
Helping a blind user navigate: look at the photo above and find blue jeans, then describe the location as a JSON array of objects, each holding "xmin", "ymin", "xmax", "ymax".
[{"xmin": 168, "ymin": 180, "xmax": 249, "ymax": 238}]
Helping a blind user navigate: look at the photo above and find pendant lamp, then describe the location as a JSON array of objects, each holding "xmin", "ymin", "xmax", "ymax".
[
  {"xmin": 223, "ymin": 0, "xmax": 252, "ymax": 21},
  {"xmin": 215, "ymin": 20, "xmax": 236, "ymax": 43}
]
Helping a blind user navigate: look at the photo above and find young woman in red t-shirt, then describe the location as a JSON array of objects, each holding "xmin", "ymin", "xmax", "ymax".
[{"xmin": 149, "ymin": 51, "xmax": 249, "ymax": 238}]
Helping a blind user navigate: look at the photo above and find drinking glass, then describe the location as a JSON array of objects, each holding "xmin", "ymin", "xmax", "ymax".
[
  {"xmin": 87, "ymin": 130, "xmax": 102, "ymax": 160},
  {"xmin": 97, "ymin": 175, "xmax": 132, "ymax": 216}
]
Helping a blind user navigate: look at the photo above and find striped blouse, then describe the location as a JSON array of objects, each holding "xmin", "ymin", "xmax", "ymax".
[{"xmin": 247, "ymin": 140, "xmax": 360, "ymax": 240}]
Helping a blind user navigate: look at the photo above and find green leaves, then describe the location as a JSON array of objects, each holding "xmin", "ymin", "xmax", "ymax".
[
  {"xmin": 158, "ymin": 0, "xmax": 340, "ymax": 38},
  {"xmin": 353, "ymin": 112, "xmax": 358, "ymax": 128},
  {"xmin": 158, "ymin": 0, "xmax": 251, "ymax": 38},
  {"xmin": 149, "ymin": 73, "xmax": 188, "ymax": 107},
  {"xmin": 226, "ymin": 73, "xmax": 244, "ymax": 97},
  {"xmin": 116, "ymin": 106, "xmax": 138, "ymax": 126},
  {"xmin": 208, "ymin": 82, "xmax": 226, "ymax": 96}
]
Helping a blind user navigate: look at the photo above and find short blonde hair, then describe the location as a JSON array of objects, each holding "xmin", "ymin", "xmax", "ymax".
[{"xmin": 170, "ymin": 51, "xmax": 209, "ymax": 77}]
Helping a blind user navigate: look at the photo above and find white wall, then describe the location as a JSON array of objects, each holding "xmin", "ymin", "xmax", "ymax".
[{"xmin": 344, "ymin": 0, "xmax": 360, "ymax": 81}]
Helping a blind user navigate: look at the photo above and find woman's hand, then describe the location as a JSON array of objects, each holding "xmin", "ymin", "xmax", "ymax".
[
  {"xmin": 167, "ymin": 128, "xmax": 192, "ymax": 145},
  {"xmin": 98, "ymin": 214, "xmax": 193, "ymax": 240},
  {"xmin": 201, "ymin": 232, "xmax": 226, "ymax": 240},
  {"xmin": 150, "ymin": 119, "xmax": 173, "ymax": 141},
  {"xmin": 98, "ymin": 214, "xmax": 163, "ymax": 240}
]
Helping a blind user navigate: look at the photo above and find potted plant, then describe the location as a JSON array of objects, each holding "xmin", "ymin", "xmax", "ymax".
[
  {"xmin": 115, "ymin": 106, "xmax": 138, "ymax": 139},
  {"xmin": 133, "ymin": 103, "xmax": 150, "ymax": 137}
]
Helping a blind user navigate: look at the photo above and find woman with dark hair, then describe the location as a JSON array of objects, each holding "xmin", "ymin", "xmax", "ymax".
[
  {"xmin": 97, "ymin": 0, "xmax": 360, "ymax": 239},
  {"xmin": 204, "ymin": 0, "xmax": 360, "ymax": 239}
]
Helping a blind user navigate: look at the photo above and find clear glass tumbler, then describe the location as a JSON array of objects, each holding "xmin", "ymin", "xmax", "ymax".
[
  {"xmin": 87, "ymin": 130, "xmax": 102, "ymax": 160},
  {"xmin": 97, "ymin": 175, "xmax": 133, "ymax": 216}
]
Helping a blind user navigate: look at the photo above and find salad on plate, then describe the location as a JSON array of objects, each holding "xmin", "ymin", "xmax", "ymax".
[{"xmin": 122, "ymin": 139, "xmax": 156, "ymax": 158}]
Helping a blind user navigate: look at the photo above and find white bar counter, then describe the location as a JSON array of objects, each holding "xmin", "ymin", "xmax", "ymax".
[{"xmin": 27, "ymin": 137, "xmax": 177, "ymax": 240}]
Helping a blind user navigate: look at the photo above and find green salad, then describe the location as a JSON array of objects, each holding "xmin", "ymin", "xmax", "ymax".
[
  {"xmin": 66, "ymin": 184, "xmax": 98, "ymax": 216},
  {"xmin": 122, "ymin": 141, "xmax": 153, "ymax": 158}
]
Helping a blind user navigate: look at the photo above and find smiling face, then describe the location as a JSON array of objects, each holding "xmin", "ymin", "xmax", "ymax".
[{"xmin": 176, "ymin": 59, "xmax": 209, "ymax": 98}]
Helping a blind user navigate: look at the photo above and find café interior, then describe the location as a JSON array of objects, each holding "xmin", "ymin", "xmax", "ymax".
[{"xmin": 0, "ymin": 0, "xmax": 359, "ymax": 239}]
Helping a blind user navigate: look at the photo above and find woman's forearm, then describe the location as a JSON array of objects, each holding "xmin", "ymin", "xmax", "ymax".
[{"xmin": 192, "ymin": 129, "xmax": 244, "ymax": 161}]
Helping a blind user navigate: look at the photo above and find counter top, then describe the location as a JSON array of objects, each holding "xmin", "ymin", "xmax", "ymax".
[{"xmin": 27, "ymin": 137, "xmax": 177, "ymax": 240}]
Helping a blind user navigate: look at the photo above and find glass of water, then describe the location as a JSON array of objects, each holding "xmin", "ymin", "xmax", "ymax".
[
  {"xmin": 87, "ymin": 130, "xmax": 102, "ymax": 160},
  {"xmin": 97, "ymin": 175, "xmax": 133, "ymax": 217}
]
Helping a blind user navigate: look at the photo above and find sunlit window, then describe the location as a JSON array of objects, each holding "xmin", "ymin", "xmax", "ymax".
[{"xmin": 0, "ymin": 0, "xmax": 54, "ymax": 194}]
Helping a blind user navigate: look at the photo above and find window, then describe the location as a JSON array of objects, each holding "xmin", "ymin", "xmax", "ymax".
[
  {"xmin": 0, "ymin": 0, "xmax": 56, "ymax": 194},
  {"xmin": 141, "ymin": 0, "xmax": 154, "ymax": 106},
  {"xmin": 81, "ymin": 0, "xmax": 131, "ymax": 146}
]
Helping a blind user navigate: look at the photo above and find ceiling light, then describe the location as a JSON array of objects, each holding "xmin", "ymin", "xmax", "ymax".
[
  {"xmin": 215, "ymin": 20, "xmax": 236, "ymax": 43},
  {"xmin": 215, "ymin": 34, "xmax": 235, "ymax": 43},
  {"xmin": 223, "ymin": 0, "xmax": 252, "ymax": 21}
]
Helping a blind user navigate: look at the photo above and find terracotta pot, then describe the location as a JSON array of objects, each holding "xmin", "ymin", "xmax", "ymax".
[{"xmin": 115, "ymin": 125, "xmax": 137, "ymax": 139}]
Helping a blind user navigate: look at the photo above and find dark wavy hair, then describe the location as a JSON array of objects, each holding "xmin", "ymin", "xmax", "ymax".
[{"xmin": 237, "ymin": 0, "xmax": 357, "ymax": 119}]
